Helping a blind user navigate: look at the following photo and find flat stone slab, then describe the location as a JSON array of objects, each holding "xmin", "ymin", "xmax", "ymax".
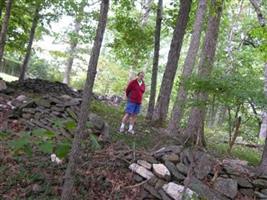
[
  {"xmin": 129, "ymin": 163, "xmax": 154, "ymax": 180},
  {"xmin": 137, "ymin": 160, "xmax": 152, "ymax": 169},
  {"xmin": 213, "ymin": 178, "xmax": 238, "ymax": 199},
  {"xmin": 153, "ymin": 163, "xmax": 171, "ymax": 181},
  {"xmin": 163, "ymin": 182, "xmax": 195, "ymax": 200}
]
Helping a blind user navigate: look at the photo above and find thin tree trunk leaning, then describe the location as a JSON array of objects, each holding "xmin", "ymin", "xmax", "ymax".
[
  {"xmin": 0, "ymin": 0, "xmax": 13, "ymax": 68},
  {"xmin": 167, "ymin": 0, "xmax": 207, "ymax": 134},
  {"xmin": 60, "ymin": 0, "xmax": 109, "ymax": 199},
  {"xmin": 146, "ymin": 0, "xmax": 162, "ymax": 120},
  {"xmin": 141, "ymin": 0, "xmax": 153, "ymax": 26},
  {"xmin": 259, "ymin": 63, "xmax": 267, "ymax": 173},
  {"xmin": 228, "ymin": 116, "xmax": 242, "ymax": 153},
  {"xmin": 19, "ymin": 5, "xmax": 40, "ymax": 82},
  {"xmin": 63, "ymin": 18, "xmax": 82, "ymax": 85},
  {"xmin": 249, "ymin": 0, "xmax": 267, "ymax": 174},
  {"xmin": 152, "ymin": 0, "xmax": 192, "ymax": 124},
  {"xmin": 249, "ymin": 0, "xmax": 265, "ymax": 27},
  {"xmin": 184, "ymin": 0, "xmax": 224, "ymax": 147}
]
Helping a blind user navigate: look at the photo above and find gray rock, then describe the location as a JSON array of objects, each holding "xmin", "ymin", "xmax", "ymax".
[
  {"xmin": 147, "ymin": 176, "xmax": 159, "ymax": 186},
  {"xmin": 155, "ymin": 179, "xmax": 167, "ymax": 190},
  {"xmin": 255, "ymin": 191, "xmax": 267, "ymax": 199},
  {"xmin": 158, "ymin": 189, "xmax": 172, "ymax": 200},
  {"xmin": 180, "ymin": 148, "xmax": 193, "ymax": 166},
  {"xmin": 22, "ymin": 113, "xmax": 33, "ymax": 119},
  {"xmin": 89, "ymin": 113, "xmax": 104, "ymax": 130},
  {"xmin": 185, "ymin": 176, "xmax": 229, "ymax": 200},
  {"xmin": 129, "ymin": 163, "xmax": 154, "ymax": 180},
  {"xmin": 137, "ymin": 160, "xmax": 152, "ymax": 169},
  {"xmin": 239, "ymin": 188, "xmax": 255, "ymax": 197},
  {"xmin": 22, "ymin": 108, "xmax": 36, "ymax": 114},
  {"xmin": 162, "ymin": 153, "xmax": 180, "ymax": 164},
  {"xmin": 34, "ymin": 98, "xmax": 51, "ymax": 108},
  {"xmin": 153, "ymin": 163, "xmax": 171, "ymax": 181},
  {"xmin": 252, "ymin": 179, "xmax": 267, "ymax": 188},
  {"xmin": 162, "ymin": 182, "xmax": 195, "ymax": 200},
  {"xmin": 143, "ymin": 183, "xmax": 161, "ymax": 199},
  {"xmin": 194, "ymin": 153, "xmax": 216, "ymax": 180},
  {"xmin": 165, "ymin": 161, "xmax": 185, "ymax": 181},
  {"xmin": 154, "ymin": 145, "xmax": 183, "ymax": 158},
  {"xmin": 261, "ymin": 189, "xmax": 267, "ymax": 195},
  {"xmin": 133, "ymin": 174, "xmax": 143, "ymax": 182},
  {"xmin": 213, "ymin": 177, "xmax": 237, "ymax": 199},
  {"xmin": 176, "ymin": 162, "xmax": 188, "ymax": 175},
  {"xmin": 233, "ymin": 176, "xmax": 253, "ymax": 188}
]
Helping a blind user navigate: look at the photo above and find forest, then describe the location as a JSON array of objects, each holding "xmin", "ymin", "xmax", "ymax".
[{"xmin": 0, "ymin": 0, "xmax": 267, "ymax": 199}]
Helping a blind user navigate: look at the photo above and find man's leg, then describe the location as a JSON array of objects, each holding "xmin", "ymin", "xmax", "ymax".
[
  {"xmin": 128, "ymin": 114, "xmax": 137, "ymax": 133},
  {"xmin": 120, "ymin": 113, "xmax": 129, "ymax": 132}
]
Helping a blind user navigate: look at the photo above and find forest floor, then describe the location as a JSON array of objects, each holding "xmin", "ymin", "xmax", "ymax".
[{"xmin": 0, "ymin": 80, "xmax": 262, "ymax": 199}]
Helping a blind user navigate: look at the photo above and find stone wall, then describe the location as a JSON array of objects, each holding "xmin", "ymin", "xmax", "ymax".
[{"xmin": 129, "ymin": 146, "xmax": 267, "ymax": 200}]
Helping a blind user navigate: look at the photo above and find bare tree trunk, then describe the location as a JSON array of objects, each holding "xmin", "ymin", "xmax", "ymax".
[
  {"xmin": 167, "ymin": 0, "xmax": 207, "ymax": 134},
  {"xmin": 152, "ymin": 0, "xmax": 192, "ymax": 124},
  {"xmin": 0, "ymin": 0, "xmax": 13, "ymax": 68},
  {"xmin": 228, "ymin": 116, "xmax": 241, "ymax": 153},
  {"xmin": 141, "ymin": 0, "xmax": 153, "ymax": 26},
  {"xmin": 249, "ymin": 0, "xmax": 265, "ymax": 26},
  {"xmin": 249, "ymin": 0, "xmax": 267, "ymax": 174},
  {"xmin": 184, "ymin": 0, "xmax": 224, "ymax": 147},
  {"xmin": 60, "ymin": 0, "xmax": 109, "ymax": 199},
  {"xmin": 146, "ymin": 0, "xmax": 162, "ymax": 120},
  {"xmin": 259, "ymin": 63, "xmax": 267, "ymax": 173},
  {"xmin": 63, "ymin": 18, "xmax": 82, "ymax": 85},
  {"xmin": 19, "ymin": 5, "xmax": 39, "ymax": 82}
]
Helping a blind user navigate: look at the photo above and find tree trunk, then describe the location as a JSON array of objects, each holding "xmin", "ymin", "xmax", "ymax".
[
  {"xmin": 249, "ymin": 0, "xmax": 267, "ymax": 174},
  {"xmin": 146, "ymin": 0, "xmax": 162, "ymax": 120},
  {"xmin": 249, "ymin": 0, "xmax": 265, "ymax": 27},
  {"xmin": 60, "ymin": 0, "xmax": 109, "ymax": 199},
  {"xmin": 184, "ymin": 0, "xmax": 224, "ymax": 147},
  {"xmin": 167, "ymin": 0, "xmax": 207, "ymax": 134},
  {"xmin": 152, "ymin": 0, "xmax": 192, "ymax": 124},
  {"xmin": 63, "ymin": 17, "xmax": 82, "ymax": 85},
  {"xmin": 19, "ymin": 5, "xmax": 40, "ymax": 82},
  {"xmin": 259, "ymin": 63, "xmax": 267, "ymax": 173},
  {"xmin": 141, "ymin": 0, "xmax": 153, "ymax": 26},
  {"xmin": 0, "ymin": 0, "xmax": 13, "ymax": 68}
]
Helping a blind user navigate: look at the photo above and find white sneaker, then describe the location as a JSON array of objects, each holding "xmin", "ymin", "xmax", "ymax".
[
  {"xmin": 119, "ymin": 127, "xmax": 125, "ymax": 133},
  {"xmin": 128, "ymin": 129, "xmax": 135, "ymax": 134}
]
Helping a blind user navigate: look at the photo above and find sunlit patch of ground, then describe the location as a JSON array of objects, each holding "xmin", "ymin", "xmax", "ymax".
[{"xmin": 0, "ymin": 72, "xmax": 18, "ymax": 82}]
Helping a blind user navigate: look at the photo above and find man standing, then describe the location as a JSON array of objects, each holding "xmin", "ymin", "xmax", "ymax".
[{"xmin": 119, "ymin": 71, "xmax": 145, "ymax": 134}]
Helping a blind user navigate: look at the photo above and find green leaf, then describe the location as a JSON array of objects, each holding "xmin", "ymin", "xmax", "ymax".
[
  {"xmin": 32, "ymin": 128, "xmax": 47, "ymax": 137},
  {"xmin": 64, "ymin": 120, "xmax": 77, "ymax": 131},
  {"xmin": 55, "ymin": 142, "xmax": 71, "ymax": 158},
  {"xmin": 90, "ymin": 134, "xmax": 101, "ymax": 150},
  {"xmin": 39, "ymin": 141, "xmax": 53, "ymax": 154},
  {"xmin": 9, "ymin": 137, "xmax": 29, "ymax": 150}
]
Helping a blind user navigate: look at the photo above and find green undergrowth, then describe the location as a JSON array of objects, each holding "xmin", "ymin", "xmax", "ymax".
[{"xmin": 208, "ymin": 142, "xmax": 261, "ymax": 166}]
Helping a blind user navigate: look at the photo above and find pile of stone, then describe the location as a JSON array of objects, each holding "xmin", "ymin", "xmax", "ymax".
[
  {"xmin": 130, "ymin": 146, "xmax": 267, "ymax": 200},
  {"xmin": 4, "ymin": 93, "xmax": 109, "ymax": 141},
  {"xmin": 7, "ymin": 79, "xmax": 80, "ymax": 97}
]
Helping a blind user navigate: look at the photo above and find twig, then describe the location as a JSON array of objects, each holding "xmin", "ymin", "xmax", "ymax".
[{"xmin": 123, "ymin": 179, "xmax": 148, "ymax": 189}]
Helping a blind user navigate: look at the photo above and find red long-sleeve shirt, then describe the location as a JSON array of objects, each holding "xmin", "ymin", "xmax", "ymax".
[{"xmin": 126, "ymin": 79, "xmax": 145, "ymax": 104}]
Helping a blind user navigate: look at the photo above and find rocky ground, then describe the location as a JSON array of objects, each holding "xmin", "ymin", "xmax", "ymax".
[{"xmin": 1, "ymin": 79, "xmax": 267, "ymax": 200}]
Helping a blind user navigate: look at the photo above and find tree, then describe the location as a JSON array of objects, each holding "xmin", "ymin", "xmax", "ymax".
[
  {"xmin": 167, "ymin": 0, "xmax": 207, "ymax": 133},
  {"xmin": 146, "ymin": 0, "xmax": 162, "ymax": 120},
  {"xmin": 62, "ymin": 1, "xmax": 87, "ymax": 85},
  {"xmin": 184, "ymin": 0, "xmax": 224, "ymax": 147},
  {"xmin": 0, "ymin": 0, "xmax": 13, "ymax": 68},
  {"xmin": 152, "ymin": 0, "xmax": 192, "ymax": 124},
  {"xmin": 249, "ymin": 0, "xmax": 267, "ymax": 174},
  {"xmin": 60, "ymin": 0, "xmax": 109, "ymax": 199},
  {"xmin": 19, "ymin": 3, "xmax": 40, "ymax": 81}
]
